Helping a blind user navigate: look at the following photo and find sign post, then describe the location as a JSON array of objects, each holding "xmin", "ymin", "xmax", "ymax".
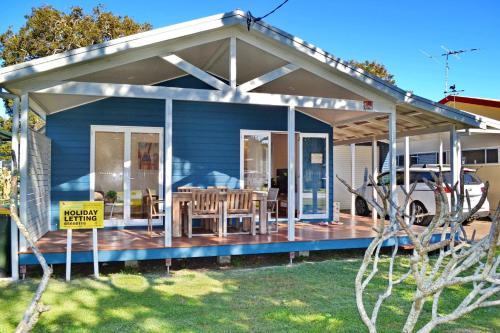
[{"xmin": 60, "ymin": 201, "xmax": 104, "ymax": 281}]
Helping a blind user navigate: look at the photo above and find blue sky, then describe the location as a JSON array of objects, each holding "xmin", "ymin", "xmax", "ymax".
[{"xmin": 1, "ymin": 0, "xmax": 499, "ymax": 117}]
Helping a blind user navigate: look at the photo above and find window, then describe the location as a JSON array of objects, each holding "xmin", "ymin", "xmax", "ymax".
[
  {"xmin": 443, "ymin": 171, "xmax": 482, "ymax": 185},
  {"xmin": 377, "ymin": 172, "xmax": 404, "ymax": 186},
  {"xmin": 397, "ymin": 155, "xmax": 404, "ymax": 167},
  {"xmin": 486, "ymin": 149, "xmax": 499, "ymax": 164},
  {"xmin": 418, "ymin": 153, "xmax": 438, "ymax": 164},
  {"xmin": 377, "ymin": 173, "xmax": 390, "ymax": 186},
  {"xmin": 410, "ymin": 172, "xmax": 434, "ymax": 183},
  {"xmin": 462, "ymin": 149, "xmax": 485, "ymax": 164},
  {"xmin": 462, "ymin": 148, "xmax": 499, "ymax": 165},
  {"xmin": 442, "ymin": 151, "xmax": 448, "ymax": 164}
]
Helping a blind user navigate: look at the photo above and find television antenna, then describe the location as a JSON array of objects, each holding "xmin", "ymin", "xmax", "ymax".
[{"xmin": 420, "ymin": 46, "xmax": 479, "ymax": 95}]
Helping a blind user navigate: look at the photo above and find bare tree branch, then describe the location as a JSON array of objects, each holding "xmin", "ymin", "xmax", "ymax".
[
  {"xmin": 11, "ymin": 151, "xmax": 52, "ymax": 333},
  {"xmin": 338, "ymin": 167, "xmax": 499, "ymax": 333}
]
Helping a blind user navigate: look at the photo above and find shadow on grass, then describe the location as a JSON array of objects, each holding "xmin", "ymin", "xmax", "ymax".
[{"xmin": 0, "ymin": 256, "xmax": 498, "ymax": 333}]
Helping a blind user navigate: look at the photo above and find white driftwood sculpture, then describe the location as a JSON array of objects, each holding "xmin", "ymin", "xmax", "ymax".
[{"xmin": 338, "ymin": 168, "xmax": 499, "ymax": 333}]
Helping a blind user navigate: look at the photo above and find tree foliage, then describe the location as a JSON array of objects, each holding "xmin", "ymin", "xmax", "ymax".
[
  {"xmin": 349, "ymin": 60, "xmax": 396, "ymax": 85},
  {"xmin": 0, "ymin": 5, "xmax": 152, "ymax": 66},
  {"xmin": 0, "ymin": 4, "xmax": 151, "ymax": 142}
]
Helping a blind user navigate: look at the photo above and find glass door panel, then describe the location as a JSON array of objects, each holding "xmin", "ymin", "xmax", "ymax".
[
  {"xmin": 130, "ymin": 132, "xmax": 161, "ymax": 220},
  {"xmin": 300, "ymin": 134, "xmax": 328, "ymax": 219},
  {"xmin": 94, "ymin": 132, "xmax": 125, "ymax": 221},
  {"xmin": 243, "ymin": 132, "xmax": 270, "ymax": 190}
]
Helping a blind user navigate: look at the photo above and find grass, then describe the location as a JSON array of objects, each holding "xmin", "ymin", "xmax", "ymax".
[{"xmin": 0, "ymin": 256, "xmax": 498, "ymax": 333}]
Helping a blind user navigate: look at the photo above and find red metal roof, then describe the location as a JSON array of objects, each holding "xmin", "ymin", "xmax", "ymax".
[{"xmin": 439, "ymin": 96, "xmax": 500, "ymax": 108}]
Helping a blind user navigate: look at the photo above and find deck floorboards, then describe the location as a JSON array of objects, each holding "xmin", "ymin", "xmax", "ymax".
[{"xmin": 21, "ymin": 214, "xmax": 428, "ymax": 254}]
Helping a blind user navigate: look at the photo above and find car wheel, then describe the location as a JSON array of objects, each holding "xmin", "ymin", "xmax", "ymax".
[
  {"xmin": 410, "ymin": 201, "xmax": 432, "ymax": 226},
  {"xmin": 355, "ymin": 197, "xmax": 370, "ymax": 216}
]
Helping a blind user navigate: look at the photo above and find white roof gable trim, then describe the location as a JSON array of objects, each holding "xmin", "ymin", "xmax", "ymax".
[{"xmin": 0, "ymin": 10, "xmax": 496, "ymax": 130}]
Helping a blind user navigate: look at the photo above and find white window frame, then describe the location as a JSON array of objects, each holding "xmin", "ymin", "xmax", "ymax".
[
  {"xmin": 90, "ymin": 125, "xmax": 164, "ymax": 227},
  {"xmin": 239, "ymin": 129, "xmax": 272, "ymax": 190},
  {"xmin": 462, "ymin": 147, "xmax": 500, "ymax": 166},
  {"xmin": 299, "ymin": 132, "xmax": 329, "ymax": 220}
]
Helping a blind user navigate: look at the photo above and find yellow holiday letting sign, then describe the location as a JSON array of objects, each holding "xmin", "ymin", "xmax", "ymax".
[{"xmin": 59, "ymin": 201, "xmax": 104, "ymax": 229}]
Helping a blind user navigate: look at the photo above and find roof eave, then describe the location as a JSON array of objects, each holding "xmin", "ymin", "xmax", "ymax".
[{"xmin": 0, "ymin": 10, "xmax": 246, "ymax": 84}]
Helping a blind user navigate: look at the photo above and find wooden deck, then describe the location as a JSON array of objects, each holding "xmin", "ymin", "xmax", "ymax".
[{"xmin": 21, "ymin": 214, "xmax": 429, "ymax": 255}]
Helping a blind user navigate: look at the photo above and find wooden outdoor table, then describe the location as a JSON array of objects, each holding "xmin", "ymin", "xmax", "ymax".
[{"xmin": 172, "ymin": 191, "xmax": 268, "ymax": 237}]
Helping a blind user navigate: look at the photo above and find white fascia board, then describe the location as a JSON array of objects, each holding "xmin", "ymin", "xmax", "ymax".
[
  {"xmin": 1, "ymin": 8, "xmax": 483, "ymax": 130},
  {"xmin": 8, "ymin": 29, "xmax": 234, "ymax": 93},
  {"xmin": 34, "ymin": 81, "xmax": 365, "ymax": 111},
  {"xmin": 0, "ymin": 11, "xmax": 244, "ymax": 83},
  {"xmin": 241, "ymin": 17, "xmax": 484, "ymax": 129}
]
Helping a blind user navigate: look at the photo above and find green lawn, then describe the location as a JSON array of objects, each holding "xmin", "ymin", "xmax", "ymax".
[{"xmin": 0, "ymin": 257, "xmax": 498, "ymax": 332}]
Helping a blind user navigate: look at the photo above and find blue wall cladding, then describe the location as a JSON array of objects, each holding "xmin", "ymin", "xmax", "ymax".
[{"xmin": 46, "ymin": 75, "xmax": 333, "ymax": 229}]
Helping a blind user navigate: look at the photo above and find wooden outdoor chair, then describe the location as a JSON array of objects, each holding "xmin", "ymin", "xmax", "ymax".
[
  {"xmin": 267, "ymin": 188, "xmax": 279, "ymax": 233},
  {"xmin": 177, "ymin": 186, "xmax": 201, "ymax": 229},
  {"xmin": 226, "ymin": 189, "xmax": 256, "ymax": 236},
  {"xmin": 178, "ymin": 186, "xmax": 201, "ymax": 192},
  {"xmin": 186, "ymin": 189, "xmax": 222, "ymax": 238},
  {"xmin": 207, "ymin": 185, "xmax": 228, "ymax": 193},
  {"xmin": 146, "ymin": 188, "xmax": 165, "ymax": 236}
]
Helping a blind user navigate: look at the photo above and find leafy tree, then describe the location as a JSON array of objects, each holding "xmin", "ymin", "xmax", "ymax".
[
  {"xmin": 349, "ymin": 60, "xmax": 396, "ymax": 85},
  {"xmin": 0, "ymin": 5, "xmax": 151, "ymax": 66},
  {"xmin": 0, "ymin": 5, "xmax": 152, "ymax": 115}
]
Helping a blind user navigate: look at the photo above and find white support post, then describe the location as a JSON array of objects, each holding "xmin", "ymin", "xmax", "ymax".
[
  {"xmin": 229, "ymin": 37, "xmax": 237, "ymax": 89},
  {"xmin": 92, "ymin": 228, "xmax": 99, "ymax": 278},
  {"xmin": 371, "ymin": 138, "xmax": 378, "ymax": 222},
  {"xmin": 404, "ymin": 136, "xmax": 410, "ymax": 224},
  {"xmin": 388, "ymin": 112, "xmax": 397, "ymax": 223},
  {"xmin": 164, "ymin": 99, "xmax": 173, "ymax": 247},
  {"xmin": 66, "ymin": 229, "xmax": 72, "ymax": 282},
  {"xmin": 350, "ymin": 143, "xmax": 356, "ymax": 216},
  {"xmin": 123, "ymin": 132, "xmax": 131, "ymax": 222},
  {"xmin": 10, "ymin": 97, "xmax": 20, "ymax": 280},
  {"xmin": 19, "ymin": 94, "xmax": 29, "ymax": 251},
  {"xmin": 450, "ymin": 126, "xmax": 459, "ymax": 185},
  {"xmin": 450, "ymin": 126, "xmax": 459, "ymax": 209},
  {"xmin": 439, "ymin": 137, "xmax": 444, "ymax": 167},
  {"xmin": 287, "ymin": 105, "xmax": 296, "ymax": 241}
]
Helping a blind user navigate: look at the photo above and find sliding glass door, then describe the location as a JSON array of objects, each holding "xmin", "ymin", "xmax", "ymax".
[
  {"xmin": 241, "ymin": 131, "xmax": 271, "ymax": 190},
  {"xmin": 300, "ymin": 133, "xmax": 329, "ymax": 219},
  {"xmin": 94, "ymin": 131, "xmax": 125, "ymax": 220},
  {"xmin": 91, "ymin": 126, "xmax": 163, "ymax": 227}
]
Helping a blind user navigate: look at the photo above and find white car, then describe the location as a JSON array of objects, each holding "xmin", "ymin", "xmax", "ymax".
[{"xmin": 355, "ymin": 165, "xmax": 490, "ymax": 225}]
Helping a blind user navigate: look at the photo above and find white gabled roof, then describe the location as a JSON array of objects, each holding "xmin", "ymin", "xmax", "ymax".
[{"xmin": 0, "ymin": 10, "xmax": 498, "ymax": 131}]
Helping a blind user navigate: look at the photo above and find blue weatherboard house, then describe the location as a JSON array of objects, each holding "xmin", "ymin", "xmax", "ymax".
[{"xmin": 0, "ymin": 10, "xmax": 497, "ymax": 280}]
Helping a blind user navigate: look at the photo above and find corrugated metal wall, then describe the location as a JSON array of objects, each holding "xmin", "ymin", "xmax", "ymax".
[
  {"xmin": 26, "ymin": 130, "xmax": 51, "ymax": 240},
  {"xmin": 333, "ymin": 145, "xmax": 373, "ymax": 210}
]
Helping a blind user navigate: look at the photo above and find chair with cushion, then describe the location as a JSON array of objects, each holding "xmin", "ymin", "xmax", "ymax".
[
  {"xmin": 226, "ymin": 189, "xmax": 256, "ymax": 236},
  {"xmin": 187, "ymin": 189, "xmax": 222, "ymax": 238}
]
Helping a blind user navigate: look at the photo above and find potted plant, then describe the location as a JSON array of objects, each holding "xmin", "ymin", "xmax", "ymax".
[{"xmin": 105, "ymin": 190, "xmax": 117, "ymax": 203}]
